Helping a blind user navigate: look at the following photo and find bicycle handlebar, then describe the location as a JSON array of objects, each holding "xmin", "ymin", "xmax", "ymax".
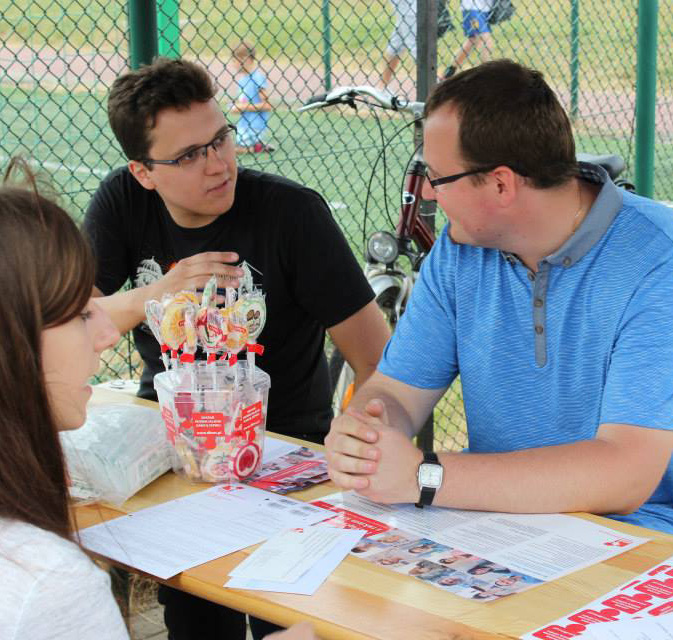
[{"xmin": 298, "ymin": 85, "xmax": 425, "ymax": 118}]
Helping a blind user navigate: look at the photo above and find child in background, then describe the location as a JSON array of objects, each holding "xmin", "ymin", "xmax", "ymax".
[{"xmin": 232, "ymin": 42, "xmax": 274, "ymax": 153}]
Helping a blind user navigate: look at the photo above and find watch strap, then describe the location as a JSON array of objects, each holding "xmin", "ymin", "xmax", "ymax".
[{"xmin": 415, "ymin": 451, "xmax": 440, "ymax": 509}]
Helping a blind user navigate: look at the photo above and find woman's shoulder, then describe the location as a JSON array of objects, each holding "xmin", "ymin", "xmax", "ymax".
[
  {"xmin": 0, "ymin": 518, "xmax": 129, "ymax": 639},
  {"xmin": 0, "ymin": 517, "xmax": 91, "ymax": 575}
]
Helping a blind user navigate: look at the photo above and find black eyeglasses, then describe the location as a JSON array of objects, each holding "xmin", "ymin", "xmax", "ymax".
[
  {"xmin": 144, "ymin": 124, "xmax": 237, "ymax": 169},
  {"xmin": 425, "ymin": 165, "xmax": 498, "ymax": 191}
]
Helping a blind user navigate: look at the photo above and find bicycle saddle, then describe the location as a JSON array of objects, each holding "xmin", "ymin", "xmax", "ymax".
[{"xmin": 576, "ymin": 153, "xmax": 625, "ymax": 181}]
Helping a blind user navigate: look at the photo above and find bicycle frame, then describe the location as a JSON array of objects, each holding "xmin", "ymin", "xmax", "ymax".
[{"xmin": 397, "ymin": 156, "xmax": 435, "ymax": 268}]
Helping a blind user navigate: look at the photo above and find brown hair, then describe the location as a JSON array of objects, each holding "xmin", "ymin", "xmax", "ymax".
[
  {"xmin": 233, "ymin": 41, "xmax": 256, "ymax": 62},
  {"xmin": 425, "ymin": 59, "xmax": 577, "ymax": 189},
  {"xmin": 107, "ymin": 57, "xmax": 216, "ymax": 162},
  {"xmin": 0, "ymin": 158, "xmax": 94, "ymax": 539}
]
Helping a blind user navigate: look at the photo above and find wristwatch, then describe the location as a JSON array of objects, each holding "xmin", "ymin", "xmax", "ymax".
[{"xmin": 415, "ymin": 451, "xmax": 444, "ymax": 508}]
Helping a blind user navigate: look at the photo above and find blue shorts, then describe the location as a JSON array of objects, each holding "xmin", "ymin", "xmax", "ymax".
[{"xmin": 462, "ymin": 9, "xmax": 491, "ymax": 37}]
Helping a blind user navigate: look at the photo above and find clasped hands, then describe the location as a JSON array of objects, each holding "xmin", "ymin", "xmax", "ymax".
[{"xmin": 324, "ymin": 399, "xmax": 422, "ymax": 504}]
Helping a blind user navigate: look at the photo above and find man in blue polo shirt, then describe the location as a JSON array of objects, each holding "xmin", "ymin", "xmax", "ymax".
[{"xmin": 325, "ymin": 59, "xmax": 673, "ymax": 534}]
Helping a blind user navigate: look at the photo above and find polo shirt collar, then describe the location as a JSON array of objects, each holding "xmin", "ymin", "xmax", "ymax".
[{"xmin": 501, "ymin": 162, "xmax": 623, "ymax": 268}]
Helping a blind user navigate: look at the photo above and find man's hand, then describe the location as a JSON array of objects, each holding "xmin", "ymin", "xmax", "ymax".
[
  {"xmin": 325, "ymin": 399, "xmax": 383, "ymax": 491},
  {"xmin": 325, "ymin": 398, "xmax": 422, "ymax": 504},
  {"xmin": 148, "ymin": 251, "xmax": 243, "ymax": 301},
  {"xmin": 357, "ymin": 413, "xmax": 422, "ymax": 504}
]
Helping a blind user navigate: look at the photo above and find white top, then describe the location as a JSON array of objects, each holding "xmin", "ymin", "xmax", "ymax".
[
  {"xmin": 0, "ymin": 517, "xmax": 129, "ymax": 640},
  {"xmin": 461, "ymin": 0, "xmax": 494, "ymax": 11}
]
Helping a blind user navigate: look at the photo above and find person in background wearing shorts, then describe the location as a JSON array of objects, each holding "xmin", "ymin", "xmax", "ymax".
[
  {"xmin": 380, "ymin": 0, "xmax": 452, "ymax": 90},
  {"xmin": 444, "ymin": 0, "xmax": 495, "ymax": 78},
  {"xmin": 231, "ymin": 42, "xmax": 274, "ymax": 153}
]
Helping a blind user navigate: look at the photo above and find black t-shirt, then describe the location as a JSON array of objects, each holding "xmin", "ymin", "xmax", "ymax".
[{"xmin": 82, "ymin": 166, "xmax": 373, "ymax": 437}]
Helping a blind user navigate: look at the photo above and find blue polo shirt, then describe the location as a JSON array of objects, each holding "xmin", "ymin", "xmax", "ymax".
[{"xmin": 379, "ymin": 164, "xmax": 673, "ymax": 533}]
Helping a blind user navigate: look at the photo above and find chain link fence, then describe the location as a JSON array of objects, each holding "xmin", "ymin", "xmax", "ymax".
[{"xmin": 1, "ymin": 0, "xmax": 671, "ymax": 450}]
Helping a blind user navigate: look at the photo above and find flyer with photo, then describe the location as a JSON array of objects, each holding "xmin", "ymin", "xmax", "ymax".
[
  {"xmin": 249, "ymin": 445, "xmax": 329, "ymax": 494},
  {"xmin": 312, "ymin": 492, "xmax": 649, "ymax": 603}
]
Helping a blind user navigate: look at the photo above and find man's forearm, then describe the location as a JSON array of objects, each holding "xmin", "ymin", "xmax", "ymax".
[
  {"xmin": 94, "ymin": 288, "xmax": 150, "ymax": 334},
  {"xmin": 432, "ymin": 426, "xmax": 673, "ymax": 515},
  {"xmin": 347, "ymin": 380, "xmax": 420, "ymax": 438}
]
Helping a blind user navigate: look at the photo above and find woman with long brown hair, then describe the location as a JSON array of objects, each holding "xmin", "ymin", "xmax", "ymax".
[
  {"xmin": 0, "ymin": 160, "xmax": 125, "ymax": 638},
  {"xmin": 0, "ymin": 161, "xmax": 316, "ymax": 640}
]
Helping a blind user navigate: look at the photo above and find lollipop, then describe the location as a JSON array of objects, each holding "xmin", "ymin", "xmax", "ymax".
[
  {"xmin": 180, "ymin": 306, "xmax": 198, "ymax": 367},
  {"xmin": 234, "ymin": 292, "xmax": 266, "ymax": 380},
  {"xmin": 144, "ymin": 299, "xmax": 170, "ymax": 370},
  {"xmin": 200, "ymin": 274, "xmax": 218, "ymax": 310},
  {"xmin": 196, "ymin": 307, "xmax": 227, "ymax": 364},
  {"xmin": 160, "ymin": 300, "xmax": 188, "ymax": 368},
  {"xmin": 223, "ymin": 311, "xmax": 248, "ymax": 367},
  {"xmin": 229, "ymin": 442, "xmax": 261, "ymax": 480}
]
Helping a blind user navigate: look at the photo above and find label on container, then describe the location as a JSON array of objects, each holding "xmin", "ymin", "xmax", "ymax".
[
  {"xmin": 241, "ymin": 401, "xmax": 263, "ymax": 431},
  {"xmin": 193, "ymin": 412, "xmax": 230, "ymax": 449}
]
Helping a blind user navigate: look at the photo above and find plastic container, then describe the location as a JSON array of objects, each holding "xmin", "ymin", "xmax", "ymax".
[{"xmin": 154, "ymin": 362, "xmax": 270, "ymax": 484}]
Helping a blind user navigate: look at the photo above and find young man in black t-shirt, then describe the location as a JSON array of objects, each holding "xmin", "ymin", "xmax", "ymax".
[{"xmin": 83, "ymin": 58, "xmax": 389, "ymax": 640}]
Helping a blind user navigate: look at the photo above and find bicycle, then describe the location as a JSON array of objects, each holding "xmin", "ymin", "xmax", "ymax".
[{"xmin": 300, "ymin": 85, "xmax": 634, "ymax": 418}]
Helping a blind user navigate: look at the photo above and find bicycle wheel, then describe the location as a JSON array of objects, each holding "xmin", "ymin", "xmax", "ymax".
[{"xmin": 329, "ymin": 287, "xmax": 401, "ymax": 416}]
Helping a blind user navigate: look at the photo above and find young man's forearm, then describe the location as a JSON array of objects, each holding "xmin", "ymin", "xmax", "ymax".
[{"xmin": 93, "ymin": 287, "xmax": 149, "ymax": 334}]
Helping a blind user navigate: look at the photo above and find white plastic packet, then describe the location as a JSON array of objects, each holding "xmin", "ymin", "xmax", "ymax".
[{"xmin": 60, "ymin": 403, "xmax": 173, "ymax": 505}]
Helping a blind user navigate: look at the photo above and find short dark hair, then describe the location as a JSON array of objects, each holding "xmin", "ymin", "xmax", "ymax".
[
  {"xmin": 108, "ymin": 57, "xmax": 216, "ymax": 161},
  {"xmin": 425, "ymin": 59, "xmax": 577, "ymax": 189}
]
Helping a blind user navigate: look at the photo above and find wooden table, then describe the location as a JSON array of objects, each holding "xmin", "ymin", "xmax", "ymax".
[{"xmin": 75, "ymin": 387, "xmax": 673, "ymax": 640}]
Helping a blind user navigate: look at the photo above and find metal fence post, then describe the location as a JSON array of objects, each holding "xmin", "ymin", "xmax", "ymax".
[
  {"xmin": 127, "ymin": 0, "xmax": 158, "ymax": 69},
  {"xmin": 569, "ymin": 0, "xmax": 580, "ymax": 121},
  {"xmin": 635, "ymin": 0, "xmax": 658, "ymax": 198},
  {"xmin": 157, "ymin": 0, "xmax": 181, "ymax": 58},
  {"xmin": 322, "ymin": 0, "xmax": 332, "ymax": 91},
  {"xmin": 415, "ymin": 0, "xmax": 437, "ymax": 453}
]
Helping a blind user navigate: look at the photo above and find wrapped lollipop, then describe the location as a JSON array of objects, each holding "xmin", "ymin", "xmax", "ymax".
[
  {"xmin": 144, "ymin": 299, "xmax": 170, "ymax": 370},
  {"xmin": 160, "ymin": 293, "xmax": 197, "ymax": 369},
  {"xmin": 196, "ymin": 307, "xmax": 227, "ymax": 364},
  {"xmin": 223, "ymin": 309, "xmax": 248, "ymax": 367},
  {"xmin": 180, "ymin": 306, "xmax": 198, "ymax": 371},
  {"xmin": 234, "ymin": 291, "xmax": 266, "ymax": 381}
]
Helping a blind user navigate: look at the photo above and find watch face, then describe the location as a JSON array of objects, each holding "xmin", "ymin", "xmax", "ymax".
[{"xmin": 418, "ymin": 463, "xmax": 443, "ymax": 488}]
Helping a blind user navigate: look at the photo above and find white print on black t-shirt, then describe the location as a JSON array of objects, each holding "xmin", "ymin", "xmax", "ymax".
[{"xmin": 135, "ymin": 257, "xmax": 163, "ymax": 288}]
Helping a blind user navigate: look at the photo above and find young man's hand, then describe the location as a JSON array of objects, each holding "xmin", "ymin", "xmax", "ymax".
[{"xmin": 149, "ymin": 251, "xmax": 243, "ymax": 301}]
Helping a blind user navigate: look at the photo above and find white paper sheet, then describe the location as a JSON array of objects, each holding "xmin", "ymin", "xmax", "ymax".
[
  {"xmin": 226, "ymin": 526, "xmax": 365, "ymax": 594},
  {"xmin": 583, "ymin": 617, "xmax": 673, "ymax": 640},
  {"xmin": 522, "ymin": 554, "xmax": 673, "ymax": 639},
  {"xmin": 80, "ymin": 484, "xmax": 331, "ymax": 579}
]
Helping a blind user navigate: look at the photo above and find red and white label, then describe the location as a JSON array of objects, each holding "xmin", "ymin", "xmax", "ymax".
[
  {"xmin": 193, "ymin": 412, "xmax": 229, "ymax": 449},
  {"xmin": 241, "ymin": 401, "xmax": 263, "ymax": 430}
]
